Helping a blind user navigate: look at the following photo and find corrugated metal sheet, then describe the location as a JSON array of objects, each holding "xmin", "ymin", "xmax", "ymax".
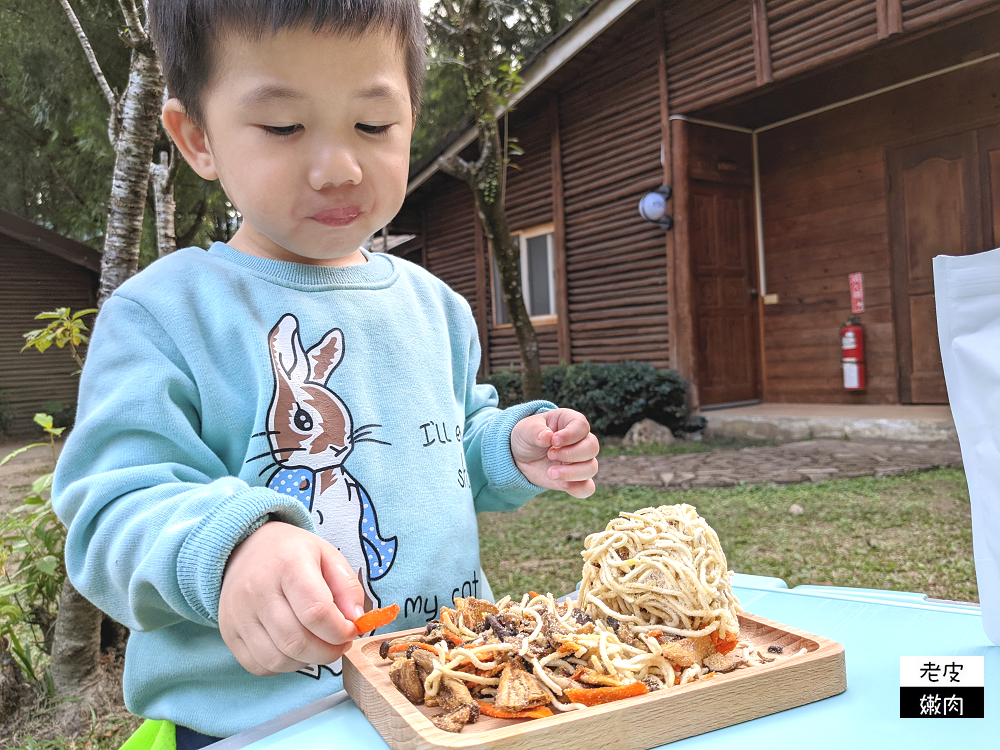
[
  {"xmin": 666, "ymin": 0, "xmax": 756, "ymax": 113},
  {"xmin": 767, "ymin": 0, "xmax": 878, "ymax": 79},
  {"xmin": 560, "ymin": 30, "xmax": 670, "ymax": 368},
  {"xmin": 0, "ymin": 238, "xmax": 97, "ymax": 437}
]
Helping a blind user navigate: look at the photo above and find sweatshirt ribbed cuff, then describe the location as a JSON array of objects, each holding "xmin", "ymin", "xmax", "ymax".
[
  {"xmin": 177, "ymin": 487, "xmax": 314, "ymax": 623},
  {"xmin": 481, "ymin": 400, "xmax": 558, "ymax": 501}
]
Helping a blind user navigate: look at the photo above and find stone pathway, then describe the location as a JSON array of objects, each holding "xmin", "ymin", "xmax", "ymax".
[{"xmin": 596, "ymin": 438, "xmax": 964, "ymax": 489}]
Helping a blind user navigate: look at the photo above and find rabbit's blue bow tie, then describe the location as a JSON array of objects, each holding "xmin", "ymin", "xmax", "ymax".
[{"xmin": 268, "ymin": 467, "xmax": 396, "ymax": 580}]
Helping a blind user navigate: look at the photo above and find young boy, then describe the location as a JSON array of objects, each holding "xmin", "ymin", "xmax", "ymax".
[{"xmin": 51, "ymin": 0, "xmax": 599, "ymax": 746}]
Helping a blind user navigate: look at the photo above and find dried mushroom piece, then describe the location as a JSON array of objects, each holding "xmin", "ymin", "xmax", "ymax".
[
  {"xmin": 425, "ymin": 677, "xmax": 475, "ymax": 710},
  {"xmin": 430, "ymin": 702, "xmax": 479, "ymax": 733},
  {"xmin": 388, "ymin": 658, "xmax": 425, "ymax": 704},
  {"xmin": 379, "ymin": 633, "xmax": 431, "ymax": 660},
  {"xmin": 703, "ymin": 651, "xmax": 748, "ymax": 673},
  {"xmin": 493, "ymin": 663, "xmax": 550, "ymax": 712}
]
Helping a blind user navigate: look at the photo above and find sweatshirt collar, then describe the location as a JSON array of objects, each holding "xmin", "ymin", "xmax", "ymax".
[{"xmin": 208, "ymin": 242, "xmax": 398, "ymax": 290}]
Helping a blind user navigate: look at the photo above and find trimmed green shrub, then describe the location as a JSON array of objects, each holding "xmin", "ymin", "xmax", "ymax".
[{"xmin": 483, "ymin": 361, "xmax": 698, "ymax": 436}]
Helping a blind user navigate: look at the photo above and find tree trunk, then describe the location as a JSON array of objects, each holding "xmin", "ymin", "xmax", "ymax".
[
  {"xmin": 475, "ymin": 182, "xmax": 543, "ymax": 400},
  {"xmin": 50, "ymin": 579, "xmax": 104, "ymax": 732},
  {"xmin": 98, "ymin": 49, "xmax": 165, "ymax": 303},
  {"xmin": 52, "ymin": 5, "xmax": 167, "ymax": 730},
  {"xmin": 435, "ymin": 0, "xmax": 544, "ymax": 399},
  {"xmin": 150, "ymin": 147, "xmax": 178, "ymax": 257}
]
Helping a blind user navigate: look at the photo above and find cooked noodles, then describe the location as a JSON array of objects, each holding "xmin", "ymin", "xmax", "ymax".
[{"xmin": 579, "ymin": 504, "xmax": 742, "ymax": 639}]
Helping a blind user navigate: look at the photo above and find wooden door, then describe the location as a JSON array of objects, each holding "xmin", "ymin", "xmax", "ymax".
[
  {"xmin": 689, "ymin": 182, "xmax": 761, "ymax": 406},
  {"xmin": 888, "ymin": 128, "xmax": 1000, "ymax": 403}
]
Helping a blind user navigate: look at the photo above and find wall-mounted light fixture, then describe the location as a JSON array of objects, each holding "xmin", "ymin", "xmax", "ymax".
[{"xmin": 638, "ymin": 184, "xmax": 673, "ymax": 230}]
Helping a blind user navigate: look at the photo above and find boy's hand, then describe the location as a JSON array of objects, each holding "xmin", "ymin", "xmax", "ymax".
[
  {"xmin": 218, "ymin": 521, "xmax": 366, "ymax": 677},
  {"xmin": 510, "ymin": 409, "xmax": 599, "ymax": 498}
]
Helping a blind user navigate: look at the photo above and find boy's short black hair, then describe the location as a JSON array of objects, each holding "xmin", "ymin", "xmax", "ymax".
[{"xmin": 149, "ymin": 0, "xmax": 427, "ymax": 127}]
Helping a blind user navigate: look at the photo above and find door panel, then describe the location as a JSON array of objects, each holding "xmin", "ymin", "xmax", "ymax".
[
  {"xmin": 889, "ymin": 131, "xmax": 983, "ymax": 404},
  {"xmin": 689, "ymin": 182, "xmax": 761, "ymax": 405}
]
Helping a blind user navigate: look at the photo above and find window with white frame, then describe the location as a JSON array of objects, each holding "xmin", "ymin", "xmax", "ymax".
[{"xmin": 491, "ymin": 224, "xmax": 557, "ymax": 327}]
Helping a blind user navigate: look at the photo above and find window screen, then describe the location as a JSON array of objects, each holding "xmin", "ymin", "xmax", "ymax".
[{"xmin": 526, "ymin": 234, "xmax": 551, "ymax": 316}]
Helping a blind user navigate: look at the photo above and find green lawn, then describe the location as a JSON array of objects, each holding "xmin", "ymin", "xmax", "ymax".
[{"xmin": 478, "ymin": 468, "xmax": 977, "ymax": 604}]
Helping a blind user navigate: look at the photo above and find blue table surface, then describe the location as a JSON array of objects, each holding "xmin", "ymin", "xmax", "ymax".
[{"xmin": 232, "ymin": 574, "xmax": 998, "ymax": 749}]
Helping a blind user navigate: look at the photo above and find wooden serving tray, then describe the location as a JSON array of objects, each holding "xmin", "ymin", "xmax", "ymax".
[{"xmin": 343, "ymin": 612, "xmax": 846, "ymax": 750}]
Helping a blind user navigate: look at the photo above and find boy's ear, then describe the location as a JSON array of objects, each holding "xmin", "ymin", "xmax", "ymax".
[{"xmin": 162, "ymin": 98, "xmax": 218, "ymax": 181}]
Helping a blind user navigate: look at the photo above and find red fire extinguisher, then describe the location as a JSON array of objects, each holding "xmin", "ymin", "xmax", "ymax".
[{"xmin": 840, "ymin": 316, "xmax": 865, "ymax": 391}]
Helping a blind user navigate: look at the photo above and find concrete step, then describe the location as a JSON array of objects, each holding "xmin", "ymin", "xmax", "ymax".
[{"xmin": 700, "ymin": 403, "xmax": 956, "ymax": 443}]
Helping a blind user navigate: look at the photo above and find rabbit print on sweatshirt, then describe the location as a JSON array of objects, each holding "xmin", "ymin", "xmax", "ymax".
[{"xmin": 256, "ymin": 313, "xmax": 397, "ymax": 678}]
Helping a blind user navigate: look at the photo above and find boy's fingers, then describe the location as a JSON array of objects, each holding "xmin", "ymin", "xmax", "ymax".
[
  {"xmin": 257, "ymin": 598, "xmax": 347, "ymax": 666},
  {"xmin": 547, "ymin": 411, "xmax": 591, "ymax": 447},
  {"xmin": 562, "ymin": 478, "xmax": 596, "ymax": 499},
  {"xmin": 547, "ymin": 458, "xmax": 598, "ymax": 482},
  {"xmin": 319, "ymin": 544, "xmax": 368, "ymax": 626},
  {"xmin": 548, "ymin": 433, "xmax": 599, "ymax": 463},
  {"xmin": 281, "ymin": 561, "xmax": 356, "ymax": 646},
  {"xmin": 227, "ymin": 628, "xmax": 282, "ymax": 677}
]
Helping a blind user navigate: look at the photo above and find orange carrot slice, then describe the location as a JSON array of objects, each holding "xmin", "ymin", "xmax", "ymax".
[
  {"xmin": 353, "ymin": 603, "xmax": 399, "ymax": 633},
  {"xmin": 387, "ymin": 642, "xmax": 437, "ymax": 655},
  {"xmin": 710, "ymin": 631, "xmax": 739, "ymax": 656},
  {"xmin": 477, "ymin": 702, "xmax": 554, "ymax": 720},
  {"xmin": 564, "ymin": 682, "xmax": 648, "ymax": 706}
]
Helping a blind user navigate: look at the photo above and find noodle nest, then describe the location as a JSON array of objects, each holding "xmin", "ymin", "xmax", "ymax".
[{"xmin": 579, "ymin": 503, "xmax": 742, "ymax": 639}]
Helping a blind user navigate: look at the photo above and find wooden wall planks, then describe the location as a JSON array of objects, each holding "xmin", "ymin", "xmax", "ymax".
[
  {"xmin": 560, "ymin": 25, "xmax": 671, "ymax": 369},
  {"xmin": 758, "ymin": 57, "xmax": 1000, "ymax": 403}
]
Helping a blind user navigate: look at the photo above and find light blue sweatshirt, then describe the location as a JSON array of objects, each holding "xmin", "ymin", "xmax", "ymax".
[{"xmin": 52, "ymin": 243, "xmax": 554, "ymax": 737}]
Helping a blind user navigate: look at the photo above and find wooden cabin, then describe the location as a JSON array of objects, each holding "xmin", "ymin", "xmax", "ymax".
[
  {"xmin": 392, "ymin": 0, "xmax": 1000, "ymax": 409},
  {"xmin": 0, "ymin": 210, "xmax": 99, "ymax": 437}
]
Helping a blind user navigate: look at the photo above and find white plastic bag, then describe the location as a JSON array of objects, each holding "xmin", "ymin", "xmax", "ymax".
[{"xmin": 934, "ymin": 248, "xmax": 1000, "ymax": 645}]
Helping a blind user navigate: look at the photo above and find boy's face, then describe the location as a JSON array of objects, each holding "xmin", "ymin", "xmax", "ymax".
[{"xmin": 164, "ymin": 27, "xmax": 414, "ymax": 266}]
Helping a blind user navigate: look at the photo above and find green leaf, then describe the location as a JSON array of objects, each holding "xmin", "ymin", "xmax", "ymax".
[
  {"xmin": 31, "ymin": 473, "xmax": 53, "ymax": 495},
  {"xmin": 33, "ymin": 413, "xmax": 53, "ymax": 429},
  {"xmin": 72, "ymin": 308, "xmax": 98, "ymax": 320},
  {"xmin": 35, "ymin": 556, "xmax": 58, "ymax": 577},
  {"xmin": 0, "ymin": 444, "xmax": 46, "ymax": 467},
  {"xmin": 34, "ymin": 309, "xmax": 66, "ymax": 320},
  {"xmin": 22, "ymin": 495, "xmax": 44, "ymax": 506}
]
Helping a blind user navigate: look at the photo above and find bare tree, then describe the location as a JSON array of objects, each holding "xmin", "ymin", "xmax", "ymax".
[
  {"xmin": 430, "ymin": 0, "xmax": 543, "ymax": 399},
  {"xmin": 54, "ymin": 0, "xmax": 165, "ymax": 729}
]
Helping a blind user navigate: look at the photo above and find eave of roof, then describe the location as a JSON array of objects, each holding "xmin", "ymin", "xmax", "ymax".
[
  {"xmin": 406, "ymin": 0, "xmax": 645, "ymax": 196},
  {"xmin": 0, "ymin": 209, "xmax": 101, "ymax": 274}
]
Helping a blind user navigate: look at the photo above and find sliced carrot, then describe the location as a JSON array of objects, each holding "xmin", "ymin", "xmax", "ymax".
[
  {"xmin": 564, "ymin": 682, "xmax": 648, "ymax": 706},
  {"xmin": 710, "ymin": 631, "xmax": 739, "ymax": 656},
  {"xmin": 387, "ymin": 642, "xmax": 438, "ymax": 655},
  {"xmin": 443, "ymin": 631, "xmax": 465, "ymax": 646},
  {"xmin": 528, "ymin": 591, "xmax": 541, "ymax": 599},
  {"xmin": 646, "ymin": 630, "xmax": 662, "ymax": 639},
  {"xmin": 477, "ymin": 701, "xmax": 554, "ymax": 720},
  {"xmin": 353, "ymin": 603, "xmax": 400, "ymax": 633}
]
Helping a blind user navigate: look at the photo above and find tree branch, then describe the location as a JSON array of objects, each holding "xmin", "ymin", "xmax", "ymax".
[
  {"xmin": 438, "ymin": 153, "xmax": 475, "ymax": 185},
  {"xmin": 56, "ymin": 0, "xmax": 117, "ymax": 116},
  {"xmin": 117, "ymin": 0, "xmax": 146, "ymax": 42},
  {"xmin": 473, "ymin": 129, "xmax": 494, "ymax": 175}
]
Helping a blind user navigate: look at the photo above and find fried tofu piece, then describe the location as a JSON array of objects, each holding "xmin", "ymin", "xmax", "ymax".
[
  {"xmin": 494, "ymin": 663, "xmax": 550, "ymax": 712},
  {"xmin": 454, "ymin": 597, "xmax": 499, "ymax": 630},
  {"xmin": 573, "ymin": 666, "xmax": 625, "ymax": 687},
  {"xmin": 658, "ymin": 634, "xmax": 714, "ymax": 667},
  {"xmin": 430, "ymin": 702, "xmax": 479, "ymax": 733},
  {"xmin": 389, "ymin": 658, "xmax": 425, "ymax": 704}
]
